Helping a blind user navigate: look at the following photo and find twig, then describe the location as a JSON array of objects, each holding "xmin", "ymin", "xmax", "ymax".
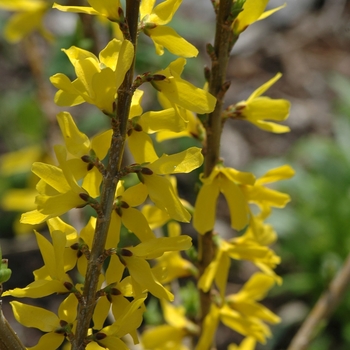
[
  {"xmin": 287, "ymin": 253, "xmax": 350, "ymax": 350},
  {"xmin": 71, "ymin": 2, "xmax": 140, "ymax": 349}
]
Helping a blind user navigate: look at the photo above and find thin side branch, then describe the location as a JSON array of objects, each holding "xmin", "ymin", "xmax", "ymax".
[{"xmin": 287, "ymin": 253, "xmax": 350, "ymax": 350}]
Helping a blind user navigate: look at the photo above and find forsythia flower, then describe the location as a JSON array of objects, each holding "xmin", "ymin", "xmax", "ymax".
[
  {"xmin": 113, "ymin": 181, "xmax": 156, "ymax": 242},
  {"xmin": 233, "ymin": 0, "xmax": 286, "ymax": 34},
  {"xmin": 10, "ymin": 295, "xmax": 78, "ymax": 350},
  {"xmin": 53, "ymin": 0, "xmax": 121, "ymax": 22},
  {"xmin": 198, "ymin": 236, "xmax": 280, "ymax": 298},
  {"xmin": 57, "ymin": 111, "xmax": 112, "ymax": 197},
  {"xmin": 197, "ymin": 273, "xmax": 280, "ymax": 349},
  {"xmin": 242, "ymin": 164, "xmax": 295, "ymax": 216},
  {"xmin": 193, "ymin": 165, "xmax": 255, "ymax": 234},
  {"xmin": 50, "ymin": 39, "xmax": 134, "ymax": 114},
  {"xmin": 120, "ymin": 235, "xmax": 192, "ymax": 300},
  {"xmin": 0, "ymin": 0, "xmax": 52, "ymax": 42},
  {"xmin": 139, "ymin": 0, "xmax": 198, "ymax": 57},
  {"xmin": 152, "ymin": 58, "xmax": 216, "ymax": 116},
  {"xmin": 152, "ymin": 222, "xmax": 197, "ymax": 283},
  {"xmin": 226, "ymin": 73, "xmax": 291, "ymax": 133},
  {"xmin": 20, "ymin": 145, "xmax": 88, "ymax": 225},
  {"xmin": 3, "ymin": 229, "xmax": 73, "ymax": 298},
  {"xmin": 131, "ymin": 146, "xmax": 204, "ymax": 222}
]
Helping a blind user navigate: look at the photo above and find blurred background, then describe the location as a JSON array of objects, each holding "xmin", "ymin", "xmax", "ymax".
[{"xmin": 1, "ymin": 0, "xmax": 350, "ymax": 349}]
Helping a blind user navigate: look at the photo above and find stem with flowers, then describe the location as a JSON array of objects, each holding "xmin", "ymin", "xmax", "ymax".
[{"xmin": 0, "ymin": 1, "xmax": 297, "ymax": 350}]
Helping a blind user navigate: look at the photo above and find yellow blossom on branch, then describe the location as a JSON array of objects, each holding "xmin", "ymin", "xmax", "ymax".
[
  {"xmin": 120, "ymin": 235, "xmax": 192, "ymax": 301},
  {"xmin": 57, "ymin": 111, "xmax": 112, "ymax": 197},
  {"xmin": 139, "ymin": 0, "xmax": 198, "ymax": 57},
  {"xmin": 193, "ymin": 165, "xmax": 255, "ymax": 234},
  {"xmin": 233, "ymin": 0, "xmax": 286, "ymax": 34},
  {"xmin": 50, "ymin": 39, "xmax": 134, "ymax": 114},
  {"xmin": 197, "ymin": 273, "xmax": 280, "ymax": 349},
  {"xmin": 152, "ymin": 58, "xmax": 216, "ymax": 116},
  {"xmin": 225, "ymin": 73, "xmax": 291, "ymax": 133},
  {"xmin": 242, "ymin": 164, "xmax": 295, "ymax": 216},
  {"xmin": 10, "ymin": 295, "xmax": 78, "ymax": 350},
  {"xmin": 3, "ymin": 228, "xmax": 73, "ymax": 298},
  {"xmin": 20, "ymin": 145, "xmax": 88, "ymax": 225}
]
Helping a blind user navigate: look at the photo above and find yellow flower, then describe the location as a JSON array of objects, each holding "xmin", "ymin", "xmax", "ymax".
[
  {"xmin": 53, "ymin": 0, "xmax": 121, "ymax": 22},
  {"xmin": 233, "ymin": 0, "xmax": 286, "ymax": 34},
  {"xmin": 140, "ymin": 0, "xmax": 198, "ymax": 57},
  {"xmin": 197, "ymin": 273, "xmax": 280, "ymax": 349},
  {"xmin": 227, "ymin": 73, "xmax": 291, "ymax": 133},
  {"xmin": 50, "ymin": 39, "xmax": 134, "ymax": 114},
  {"xmin": 198, "ymin": 237, "xmax": 279, "ymax": 298},
  {"xmin": 129, "ymin": 145, "xmax": 203, "ymax": 222},
  {"xmin": 113, "ymin": 181, "xmax": 155, "ymax": 242},
  {"xmin": 120, "ymin": 235, "xmax": 192, "ymax": 300},
  {"xmin": 94, "ymin": 295, "xmax": 147, "ymax": 349},
  {"xmin": 152, "ymin": 222, "xmax": 197, "ymax": 283},
  {"xmin": 193, "ymin": 165, "xmax": 255, "ymax": 234},
  {"xmin": 10, "ymin": 295, "xmax": 77, "ymax": 350},
  {"xmin": 225, "ymin": 273, "xmax": 280, "ymax": 326},
  {"xmin": 3, "ymin": 229, "xmax": 73, "ymax": 298},
  {"xmin": 0, "ymin": 0, "xmax": 52, "ymax": 42},
  {"xmin": 152, "ymin": 58, "xmax": 216, "ymax": 115},
  {"xmin": 57, "ymin": 111, "xmax": 112, "ymax": 197},
  {"xmin": 20, "ymin": 145, "xmax": 88, "ymax": 225},
  {"xmin": 242, "ymin": 164, "xmax": 295, "ymax": 216}
]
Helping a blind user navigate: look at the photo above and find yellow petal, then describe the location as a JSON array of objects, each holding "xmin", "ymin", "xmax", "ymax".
[
  {"xmin": 122, "ymin": 182, "xmax": 148, "ymax": 207},
  {"xmin": 140, "ymin": 0, "xmax": 156, "ymax": 19},
  {"xmin": 29, "ymin": 332, "xmax": 64, "ymax": 350},
  {"xmin": 139, "ymin": 108, "xmax": 186, "ymax": 133},
  {"xmin": 127, "ymin": 131, "xmax": 159, "ymax": 163},
  {"xmin": 58, "ymin": 293, "xmax": 78, "ymax": 323},
  {"xmin": 143, "ymin": 175, "xmax": 191, "ymax": 222},
  {"xmin": 124, "ymin": 256, "xmax": 173, "ymax": 300},
  {"xmin": 88, "ymin": 0, "xmax": 121, "ymax": 21},
  {"xmin": 122, "ymin": 207, "xmax": 155, "ymax": 242},
  {"xmin": 127, "ymin": 235, "xmax": 192, "ymax": 259},
  {"xmin": 220, "ymin": 175, "xmax": 250, "ymax": 231},
  {"xmin": 4, "ymin": 279, "xmax": 69, "ymax": 298},
  {"xmin": 57, "ymin": 111, "xmax": 90, "ymax": 157},
  {"xmin": 10, "ymin": 301, "xmax": 59, "ymax": 332},
  {"xmin": 148, "ymin": 25, "xmax": 198, "ymax": 57},
  {"xmin": 247, "ymin": 73, "xmax": 282, "ymax": 101},
  {"xmin": 234, "ymin": 0, "xmax": 269, "ymax": 33},
  {"xmin": 193, "ymin": 178, "xmax": 220, "ymax": 234},
  {"xmin": 148, "ymin": 147, "xmax": 203, "ymax": 174},
  {"xmin": 149, "ymin": 0, "xmax": 181, "ymax": 25},
  {"xmin": 53, "ymin": 3, "xmax": 100, "ymax": 16}
]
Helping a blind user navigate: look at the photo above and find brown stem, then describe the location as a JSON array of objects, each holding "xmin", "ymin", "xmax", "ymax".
[
  {"xmin": 71, "ymin": 2, "xmax": 140, "ymax": 349},
  {"xmin": 0, "ymin": 300, "xmax": 26, "ymax": 350},
  {"xmin": 287, "ymin": 253, "xmax": 350, "ymax": 350},
  {"xmin": 198, "ymin": 0, "xmax": 233, "ymax": 328}
]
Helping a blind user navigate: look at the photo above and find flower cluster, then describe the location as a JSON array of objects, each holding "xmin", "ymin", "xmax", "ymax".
[{"xmin": 0, "ymin": 1, "xmax": 293, "ymax": 350}]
